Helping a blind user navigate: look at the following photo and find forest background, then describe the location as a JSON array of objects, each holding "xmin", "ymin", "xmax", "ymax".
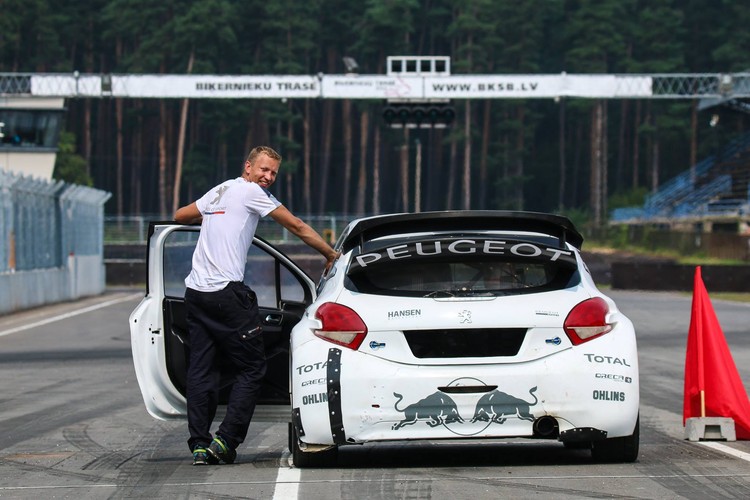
[{"xmin": 2, "ymin": 0, "xmax": 749, "ymax": 227}]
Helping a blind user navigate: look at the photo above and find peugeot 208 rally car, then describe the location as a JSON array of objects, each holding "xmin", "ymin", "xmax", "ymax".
[
  {"xmin": 289, "ymin": 211, "xmax": 638, "ymax": 467},
  {"xmin": 129, "ymin": 211, "xmax": 638, "ymax": 468}
]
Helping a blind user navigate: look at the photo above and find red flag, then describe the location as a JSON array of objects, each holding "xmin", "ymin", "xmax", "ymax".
[{"xmin": 683, "ymin": 266, "xmax": 750, "ymax": 439}]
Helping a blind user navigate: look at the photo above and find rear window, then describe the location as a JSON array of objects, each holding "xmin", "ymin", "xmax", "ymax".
[{"xmin": 345, "ymin": 237, "xmax": 579, "ymax": 297}]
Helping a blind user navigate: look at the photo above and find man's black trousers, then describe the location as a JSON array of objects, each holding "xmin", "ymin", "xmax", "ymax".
[{"xmin": 184, "ymin": 281, "xmax": 267, "ymax": 451}]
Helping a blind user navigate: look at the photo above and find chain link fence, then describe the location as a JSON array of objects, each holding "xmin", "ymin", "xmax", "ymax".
[{"xmin": 0, "ymin": 169, "xmax": 111, "ymax": 314}]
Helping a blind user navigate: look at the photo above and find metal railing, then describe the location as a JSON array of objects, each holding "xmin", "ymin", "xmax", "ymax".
[{"xmin": 104, "ymin": 214, "xmax": 358, "ymax": 246}]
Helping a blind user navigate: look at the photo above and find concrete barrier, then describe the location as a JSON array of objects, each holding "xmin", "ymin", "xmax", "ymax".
[{"xmin": 612, "ymin": 262, "xmax": 750, "ymax": 291}]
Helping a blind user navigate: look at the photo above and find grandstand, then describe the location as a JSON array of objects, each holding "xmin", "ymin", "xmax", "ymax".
[{"xmin": 611, "ymin": 131, "xmax": 750, "ymax": 233}]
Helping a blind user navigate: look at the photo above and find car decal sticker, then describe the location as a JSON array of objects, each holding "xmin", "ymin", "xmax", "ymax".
[
  {"xmin": 392, "ymin": 391, "xmax": 464, "ymax": 430},
  {"xmin": 391, "ymin": 378, "xmax": 539, "ymax": 436},
  {"xmin": 348, "ymin": 238, "xmax": 576, "ymax": 274},
  {"xmin": 471, "ymin": 387, "xmax": 538, "ymax": 424}
]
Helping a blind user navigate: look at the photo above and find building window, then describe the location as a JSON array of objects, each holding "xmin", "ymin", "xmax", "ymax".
[{"xmin": 0, "ymin": 109, "xmax": 64, "ymax": 149}]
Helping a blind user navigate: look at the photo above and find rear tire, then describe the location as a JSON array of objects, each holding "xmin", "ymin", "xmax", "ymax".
[
  {"xmin": 288, "ymin": 422, "xmax": 338, "ymax": 468},
  {"xmin": 591, "ymin": 416, "xmax": 639, "ymax": 463}
]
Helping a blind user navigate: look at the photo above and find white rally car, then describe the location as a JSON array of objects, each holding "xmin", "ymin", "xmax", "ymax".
[{"xmin": 130, "ymin": 211, "xmax": 639, "ymax": 468}]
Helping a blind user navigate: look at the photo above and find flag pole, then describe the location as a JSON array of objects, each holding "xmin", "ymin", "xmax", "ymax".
[{"xmin": 696, "ymin": 267, "xmax": 706, "ymax": 418}]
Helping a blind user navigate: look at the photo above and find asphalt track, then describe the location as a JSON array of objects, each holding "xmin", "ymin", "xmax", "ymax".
[{"xmin": 0, "ymin": 288, "xmax": 749, "ymax": 499}]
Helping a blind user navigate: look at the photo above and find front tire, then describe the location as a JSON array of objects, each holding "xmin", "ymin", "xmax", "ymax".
[
  {"xmin": 288, "ymin": 422, "xmax": 338, "ymax": 468},
  {"xmin": 591, "ymin": 416, "xmax": 639, "ymax": 463}
]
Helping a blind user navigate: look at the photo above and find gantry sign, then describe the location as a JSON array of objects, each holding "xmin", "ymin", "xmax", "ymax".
[{"xmin": 2, "ymin": 55, "xmax": 750, "ymax": 127}]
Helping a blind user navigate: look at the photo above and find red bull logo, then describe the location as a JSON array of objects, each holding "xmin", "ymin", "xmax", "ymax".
[{"xmin": 391, "ymin": 378, "xmax": 539, "ymax": 436}]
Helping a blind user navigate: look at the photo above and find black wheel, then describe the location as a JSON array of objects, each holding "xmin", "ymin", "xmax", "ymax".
[
  {"xmin": 288, "ymin": 422, "xmax": 338, "ymax": 468},
  {"xmin": 591, "ymin": 416, "xmax": 639, "ymax": 463}
]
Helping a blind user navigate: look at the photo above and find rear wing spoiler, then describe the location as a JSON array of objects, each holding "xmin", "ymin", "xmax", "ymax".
[{"xmin": 337, "ymin": 211, "xmax": 584, "ymax": 253}]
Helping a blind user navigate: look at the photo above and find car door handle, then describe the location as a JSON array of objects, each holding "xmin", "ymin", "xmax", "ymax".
[{"xmin": 264, "ymin": 313, "xmax": 283, "ymax": 326}]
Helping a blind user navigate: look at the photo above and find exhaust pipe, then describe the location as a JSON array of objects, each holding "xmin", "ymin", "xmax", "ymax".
[{"xmin": 533, "ymin": 416, "xmax": 559, "ymax": 438}]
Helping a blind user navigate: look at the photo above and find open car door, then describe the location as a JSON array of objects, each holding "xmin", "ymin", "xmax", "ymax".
[{"xmin": 130, "ymin": 222, "xmax": 317, "ymax": 420}]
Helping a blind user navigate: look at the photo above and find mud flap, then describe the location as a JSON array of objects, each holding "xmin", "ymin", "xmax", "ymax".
[
  {"xmin": 292, "ymin": 407, "xmax": 305, "ymax": 438},
  {"xmin": 559, "ymin": 427, "xmax": 607, "ymax": 443},
  {"xmin": 326, "ymin": 347, "xmax": 346, "ymax": 444}
]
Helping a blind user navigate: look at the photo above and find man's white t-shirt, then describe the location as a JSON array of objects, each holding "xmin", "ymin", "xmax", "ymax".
[{"xmin": 185, "ymin": 178, "xmax": 281, "ymax": 292}]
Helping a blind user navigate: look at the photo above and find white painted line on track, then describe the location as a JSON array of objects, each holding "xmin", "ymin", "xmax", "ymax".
[
  {"xmin": 698, "ymin": 441, "xmax": 750, "ymax": 462},
  {"xmin": 0, "ymin": 292, "xmax": 142, "ymax": 338},
  {"xmin": 272, "ymin": 451, "xmax": 300, "ymax": 500}
]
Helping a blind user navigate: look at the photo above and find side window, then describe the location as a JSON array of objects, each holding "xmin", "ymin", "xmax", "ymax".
[
  {"xmin": 244, "ymin": 244, "xmax": 308, "ymax": 307},
  {"xmin": 162, "ymin": 229, "xmax": 309, "ymax": 306},
  {"xmin": 280, "ymin": 264, "xmax": 307, "ymax": 303},
  {"xmin": 163, "ymin": 230, "xmax": 199, "ymax": 298},
  {"xmin": 244, "ymin": 245, "xmax": 276, "ymax": 307}
]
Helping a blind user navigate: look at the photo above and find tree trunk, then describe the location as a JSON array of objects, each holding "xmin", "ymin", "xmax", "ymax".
[
  {"xmin": 342, "ymin": 99, "xmax": 352, "ymax": 214},
  {"xmin": 84, "ymin": 100, "xmax": 92, "ymax": 176},
  {"xmin": 159, "ymin": 100, "xmax": 168, "ymax": 218},
  {"xmin": 572, "ymin": 122, "xmax": 582, "ymax": 207},
  {"xmin": 616, "ymin": 100, "xmax": 628, "ymax": 192},
  {"xmin": 690, "ymin": 99, "xmax": 698, "ymax": 184},
  {"xmin": 514, "ymin": 105, "xmax": 525, "ymax": 210},
  {"xmin": 447, "ymin": 136, "xmax": 457, "ymax": 209},
  {"xmin": 317, "ymin": 101, "xmax": 333, "ymax": 213},
  {"xmin": 356, "ymin": 109, "xmax": 369, "ymax": 215},
  {"xmin": 558, "ymin": 98, "xmax": 566, "ymax": 210},
  {"xmin": 171, "ymin": 50, "xmax": 195, "ymax": 215},
  {"xmin": 590, "ymin": 102, "xmax": 603, "ymax": 227},
  {"xmin": 651, "ymin": 137, "xmax": 660, "ymax": 192},
  {"xmin": 373, "ymin": 125, "xmax": 381, "ymax": 214},
  {"xmin": 286, "ymin": 105, "xmax": 295, "ymax": 211},
  {"xmin": 303, "ymin": 99, "xmax": 312, "ymax": 214},
  {"xmin": 400, "ymin": 128, "xmax": 410, "ymax": 212},
  {"xmin": 480, "ymin": 100, "xmax": 491, "ymax": 209},
  {"xmin": 133, "ymin": 100, "xmax": 143, "ymax": 215},
  {"xmin": 463, "ymin": 101, "xmax": 472, "ymax": 210},
  {"xmin": 115, "ymin": 37, "xmax": 124, "ymax": 217},
  {"xmin": 116, "ymin": 98, "xmax": 123, "ymax": 217},
  {"xmin": 632, "ymin": 100, "xmax": 642, "ymax": 189}
]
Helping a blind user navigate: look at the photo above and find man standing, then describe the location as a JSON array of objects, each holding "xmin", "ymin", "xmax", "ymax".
[{"xmin": 174, "ymin": 145, "xmax": 337, "ymax": 465}]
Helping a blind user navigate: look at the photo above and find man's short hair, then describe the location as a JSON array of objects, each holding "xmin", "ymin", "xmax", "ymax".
[{"xmin": 246, "ymin": 146, "xmax": 282, "ymax": 165}]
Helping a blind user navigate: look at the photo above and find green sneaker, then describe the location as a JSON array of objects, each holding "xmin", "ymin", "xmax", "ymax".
[
  {"xmin": 192, "ymin": 446, "xmax": 219, "ymax": 466},
  {"xmin": 207, "ymin": 436, "xmax": 237, "ymax": 464}
]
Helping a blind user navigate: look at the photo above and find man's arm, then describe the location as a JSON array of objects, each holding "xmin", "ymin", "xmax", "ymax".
[
  {"xmin": 269, "ymin": 205, "xmax": 338, "ymax": 267},
  {"xmin": 174, "ymin": 202, "xmax": 202, "ymax": 224}
]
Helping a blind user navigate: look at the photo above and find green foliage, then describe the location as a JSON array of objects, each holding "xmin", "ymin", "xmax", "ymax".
[
  {"xmin": 608, "ymin": 187, "xmax": 649, "ymax": 210},
  {"xmin": 7, "ymin": 0, "xmax": 750, "ymax": 216},
  {"xmin": 53, "ymin": 131, "xmax": 92, "ymax": 186},
  {"xmin": 557, "ymin": 207, "xmax": 591, "ymax": 233},
  {"xmin": 182, "ymin": 145, "xmax": 215, "ymax": 196}
]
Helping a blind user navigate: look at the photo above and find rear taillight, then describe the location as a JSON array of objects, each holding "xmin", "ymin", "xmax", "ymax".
[
  {"xmin": 314, "ymin": 302, "xmax": 367, "ymax": 350},
  {"xmin": 563, "ymin": 297, "xmax": 613, "ymax": 345}
]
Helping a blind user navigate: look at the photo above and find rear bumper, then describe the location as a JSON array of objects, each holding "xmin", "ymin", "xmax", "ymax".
[{"xmin": 291, "ymin": 329, "xmax": 639, "ymax": 446}]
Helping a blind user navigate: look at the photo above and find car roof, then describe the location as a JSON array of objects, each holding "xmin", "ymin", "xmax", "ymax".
[{"xmin": 336, "ymin": 211, "xmax": 584, "ymax": 253}]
